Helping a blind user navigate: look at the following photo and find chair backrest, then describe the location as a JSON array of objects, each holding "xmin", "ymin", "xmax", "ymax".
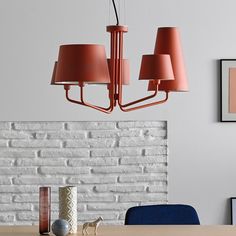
[{"xmin": 125, "ymin": 204, "xmax": 200, "ymax": 225}]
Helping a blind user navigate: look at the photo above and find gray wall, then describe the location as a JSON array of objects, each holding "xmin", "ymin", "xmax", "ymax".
[{"xmin": 0, "ymin": 0, "xmax": 235, "ymax": 224}]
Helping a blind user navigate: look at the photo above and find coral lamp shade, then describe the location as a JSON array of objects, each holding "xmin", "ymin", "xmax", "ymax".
[
  {"xmin": 50, "ymin": 61, "xmax": 57, "ymax": 85},
  {"xmin": 52, "ymin": 44, "xmax": 110, "ymax": 85},
  {"xmin": 139, "ymin": 54, "xmax": 174, "ymax": 81},
  {"xmin": 154, "ymin": 27, "xmax": 188, "ymax": 92}
]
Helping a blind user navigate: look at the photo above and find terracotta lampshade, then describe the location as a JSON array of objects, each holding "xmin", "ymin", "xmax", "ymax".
[
  {"xmin": 50, "ymin": 62, "xmax": 57, "ymax": 85},
  {"xmin": 154, "ymin": 27, "xmax": 188, "ymax": 92},
  {"xmin": 52, "ymin": 44, "xmax": 110, "ymax": 85},
  {"xmin": 107, "ymin": 59, "xmax": 130, "ymax": 85},
  {"xmin": 139, "ymin": 54, "xmax": 174, "ymax": 81}
]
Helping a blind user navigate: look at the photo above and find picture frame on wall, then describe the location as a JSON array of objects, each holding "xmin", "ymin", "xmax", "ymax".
[
  {"xmin": 220, "ymin": 59, "xmax": 236, "ymax": 122},
  {"xmin": 231, "ymin": 198, "xmax": 236, "ymax": 225}
]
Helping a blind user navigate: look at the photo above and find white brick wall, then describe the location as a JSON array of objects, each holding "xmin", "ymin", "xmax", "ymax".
[{"xmin": 0, "ymin": 121, "xmax": 168, "ymax": 225}]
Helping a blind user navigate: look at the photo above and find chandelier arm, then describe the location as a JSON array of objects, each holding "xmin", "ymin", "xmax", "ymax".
[
  {"xmin": 112, "ymin": 0, "xmax": 119, "ymax": 25},
  {"xmin": 114, "ymin": 31, "xmax": 118, "ymax": 106},
  {"xmin": 120, "ymin": 89, "xmax": 158, "ymax": 108},
  {"xmin": 65, "ymin": 89, "xmax": 112, "ymax": 114},
  {"xmin": 109, "ymin": 32, "xmax": 115, "ymax": 107},
  {"xmin": 118, "ymin": 31, "xmax": 124, "ymax": 103},
  {"xmin": 118, "ymin": 91, "xmax": 169, "ymax": 112},
  {"xmin": 80, "ymin": 86, "xmax": 114, "ymax": 113},
  {"xmin": 65, "ymin": 89, "xmax": 83, "ymax": 105},
  {"xmin": 115, "ymin": 30, "xmax": 166, "ymax": 111}
]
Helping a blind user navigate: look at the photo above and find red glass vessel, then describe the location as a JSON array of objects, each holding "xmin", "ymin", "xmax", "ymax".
[{"xmin": 39, "ymin": 187, "xmax": 51, "ymax": 235}]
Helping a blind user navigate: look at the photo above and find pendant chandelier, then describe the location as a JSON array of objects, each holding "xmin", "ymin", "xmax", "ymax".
[{"xmin": 51, "ymin": 0, "xmax": 188, "ymax": 113}]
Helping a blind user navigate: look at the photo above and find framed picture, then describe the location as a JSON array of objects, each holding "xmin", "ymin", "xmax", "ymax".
[
  {"xmin": 220, "ymin": 59, "xmax": 236, "ymax": 121},
  {"xmin": 231, "ymin": 198, "xmax": 236, "ymax": 224}
]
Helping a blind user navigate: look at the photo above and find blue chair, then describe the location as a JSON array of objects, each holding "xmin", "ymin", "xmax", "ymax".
[{"xmin": 125, "ymin": 204, "xmax": 200, "ymax": 225}]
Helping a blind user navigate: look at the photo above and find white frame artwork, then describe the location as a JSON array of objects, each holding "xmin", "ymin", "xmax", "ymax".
[{"xmin": 220, "ymin": 59, "xmax": 236, "ymax": 122}]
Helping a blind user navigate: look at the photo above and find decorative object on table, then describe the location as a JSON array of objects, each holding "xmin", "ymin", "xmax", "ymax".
[
  {"xmin": 59, "ymin": 186, "xmax": 77, "ymax": 234},
  {"xmin": 39, "ymin": 187, "xmax": 51, "ymax": 235},
  {"xmin": 82, "ymin": 216, "xmax": 103, "ymax": 235},
  {"xmin": 220, "ymin": 59, "xmax": 236, "ymax": 121},
  {"xmin": 51, "ymin": 0, "xmax": 188, "ymax": 114},
  {"xmin": 230, "ymin": 198, "xmax": 236, "ymax": 224},
  {"xmin": 52, "ymin": 219, "xmax": 70, "ymax": 236}
]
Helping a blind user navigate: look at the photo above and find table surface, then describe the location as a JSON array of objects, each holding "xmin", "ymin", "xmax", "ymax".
[{"xmin": 0, "ymin": 225, "xmax": 236, "ymax": 236}]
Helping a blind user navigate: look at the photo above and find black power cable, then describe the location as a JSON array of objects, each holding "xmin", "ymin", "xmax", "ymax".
[{"xmin": 112, "ymin": 0, "xmax": 119, "ymax": 25}]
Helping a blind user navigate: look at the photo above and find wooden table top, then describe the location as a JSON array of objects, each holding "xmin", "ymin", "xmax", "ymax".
[{"xmin": 0, "ymin": 225, "xmax": 236, "ymax": 236}]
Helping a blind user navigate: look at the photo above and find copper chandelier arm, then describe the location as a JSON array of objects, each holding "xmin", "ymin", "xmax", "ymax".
[
  {"xmin": 65, "ymin": 89, "xmax": 113, "ymax": 114},
  {"xmin": 116, "ymin": 30, "xmax": 159, "ymax": 109},
  {"xmin": 118, "ymin": 31, "xmax": 123, "ymax": 104},
  {"xmin": 114, "ymin": 32, "xmax": 118, "ymax": 107},
  {"xmin": 80, "ymin": 86, "xmax": 114, "ymax": 113},
  {"xmin": 118, "ymin": 91, "xmax": 169, "ymax": 112},
  {"xmin": 118, "ymin": 89, "xmax": 158, "ymax": 108},
  {"xmin": 111, "ymin": 31, "xmax": 117, "ymax": 107},
  {"xmin": 116, "ymin": 28, "xmax": 168, "ymax": 112},
  {"xmin": 65, "ymin": 89, "xmax": 84, "ymax": 106},
  {"xmin": 110, "ymin": 32, "xmax": 115, "ymax": 107}
]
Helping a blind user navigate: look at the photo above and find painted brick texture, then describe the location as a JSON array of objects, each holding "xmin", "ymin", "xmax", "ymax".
[{"xmin": 0, "ymin": 121, "xmax": 168, "ymax": 225}]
